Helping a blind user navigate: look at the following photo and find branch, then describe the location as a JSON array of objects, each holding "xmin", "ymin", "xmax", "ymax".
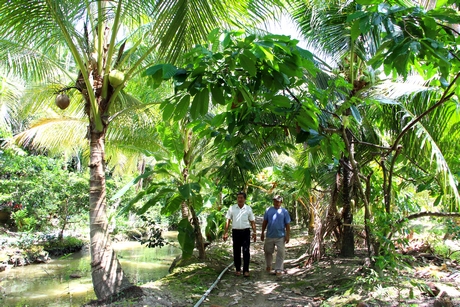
[{"xmin": 396, "ymin": 211, "xmax": 460, "ymax": 225}]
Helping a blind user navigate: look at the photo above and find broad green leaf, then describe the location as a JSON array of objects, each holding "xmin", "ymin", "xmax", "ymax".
[
  {"xmin": 211, "ymin": 112, "xmax": 226, "ymax": 126},
  {"xmin": 273, "ymin": 41, "xmax": 292, "ymax": 55},
  {"xmin": 190, "ymin": 93, "xmax": 201, "ymax": 119},
  {"xmin": 330, "ymin": 134, "xmax": 345, "ymax": 158},
  {"xmin": 177, "ymin": 218, "xmax": 195, "ymax": 258},
  {"xmin": 347, "ymin": 11, "xmax": 367, "ymax": 22},
  {"xmin": 144, "ymin": 64, "xmax": 163, "ymax": 76},
  {"xmin": 189, "ymin": 182, "xmax": 201, "ymax": 195},
  {"xmin": 161, "ymin": 64, "xmax": 178, "ymax": 79},
  {"xmin": 296, "ymin": 113, "xmax": 317, "ymax": 130},
  {"xmin": 271, "ymin": 95, "xmax": 291, "ymax": 108},
  {"xmin": 222, "ymin": 32, "xmax": 232, "ymax": 48},
  {"xmin": 232, "ymin": 29, "xmax": 246, "ymax": 36},
  {"xmin": 192, "ymin": 193, "xmax": 204, "ymax": 211},
  {"xmin": 179, "ymin": 183, "xmax": 192, "ymax": 199},
  {"xmin": 211, "ymin": 84, "xmax": 225, "ymax": 105},
  {"xmin": 244, "ymin": 34, "xmax": 256, "ymax": 44},
  {"xmin": 199, "ymin": 87, "xmax": 210, "ymax": 116},
  {"xmin": 173, "ymin": 94, "xmax": 190, "ymax": 121},
  {"xmin": 278, "ymin": 62, "xmax": 298, "ymax": 77},
  {"xmin": 264, "ymin": 34, "xmax": 292, "ymax": 42},
  {"xmin": 191, "ymin": 65, "xmax": 207, "ymax": 78},
  {"xmin": 162, "ymin": 102, "xmax": 175, "ymax": 121},
  {"xmin": 242, "ymin": 49, "xmax": 257, "ymax": 62},
  {"xmin": 253, "ymin": 44, "xmax": 274, "ymax": 61},
  {"xmin": 173, "ymin": 68, "xmax": 188, "ymax": 86},
  {"xmin": 161, "ymin": 194, "xmax": 184, "ymax": 216},
  {"xmin": 161, "ymin": 126, "xmax": 184, "ymax": 159},
  {"xmin": 351, "ymin": 20, "xmax": 361, "ymax": 41},
  {"xmin": 359, "ymin": 15, "xmax": 371, "ymax": 35},
  {"xmin": 238, "ymin": 53, "xmax": 257, "ymax": 77},
  {"xmin": 208, "ymin": 28, "xmax": 221, "ymax": 45}
]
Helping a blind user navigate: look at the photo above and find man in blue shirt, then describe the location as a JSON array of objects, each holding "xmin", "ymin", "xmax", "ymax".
[{"xmin": 260, "ymin": 195, "xmax": 291, "ymax": 276}]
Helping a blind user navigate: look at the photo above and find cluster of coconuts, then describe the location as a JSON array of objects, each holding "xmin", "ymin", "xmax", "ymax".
[{"xmin": 55, "ymin": 69, "xmax": 125, "ymax": 110}]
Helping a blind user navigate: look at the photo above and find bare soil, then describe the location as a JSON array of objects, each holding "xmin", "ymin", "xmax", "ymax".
[{"xmin": 83, "ymin": 229, "xmax": 460, "ymax": 307}]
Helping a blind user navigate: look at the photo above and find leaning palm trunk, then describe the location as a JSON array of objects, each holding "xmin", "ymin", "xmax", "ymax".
[{"xmin": 89, "ymin": 128, "xmax": 130, "ymax": 298}]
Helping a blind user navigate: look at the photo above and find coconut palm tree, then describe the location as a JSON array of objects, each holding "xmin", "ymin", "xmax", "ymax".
[
  {"xmin": 287, "ymin": 0, "xmax": 460, "ymax": 261},
  {"xmin": 0, "ymin": 0, "xmax": 287, "ymax": 299}
]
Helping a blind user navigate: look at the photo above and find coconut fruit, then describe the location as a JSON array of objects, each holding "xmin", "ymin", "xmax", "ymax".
[
  {"xmin": 109, "ymin": 69, "xmax": 125, "ymax": 87},
  {"xmin": 55, "ymin": 93, "xmax": 70, "ymax": 110}
]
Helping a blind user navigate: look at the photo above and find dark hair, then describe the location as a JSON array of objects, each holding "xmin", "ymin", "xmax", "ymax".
[{"xmin": 237, "ymin": 191, "xmax": 247, "ymax": 199}]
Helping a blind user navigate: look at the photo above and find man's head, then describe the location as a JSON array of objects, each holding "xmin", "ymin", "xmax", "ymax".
[
  {"xmin": 273, "ymin": 195, "xmax": 283, "ymax": 208},
  {"xmin": 237, "ymin": 191, "xmax": 246, "ymax": 206}
]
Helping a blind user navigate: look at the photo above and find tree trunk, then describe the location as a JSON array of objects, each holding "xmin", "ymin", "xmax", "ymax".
[
  {"xmin": 307, "ymin": 175, "xmax": 341, "ymax": 264},
  {"xmin": 340, "ymin": 158, "xmax": 355, "ymax": 257},
  {"xmin": 181, "ymin": 200, "xmax": 191, "ymax": 220},
  {"xmin": 89, "ymin": 129, "xmax": 131, "ymax": 299},
  {"xmin": 189, "ymin": 205, "xmax": 206, "ymax": 259}
]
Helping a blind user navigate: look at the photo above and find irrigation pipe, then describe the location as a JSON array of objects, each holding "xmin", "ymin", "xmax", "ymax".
[{"xmin": 193, "ymin": 262, "xmax": 233, "ymax": 307}]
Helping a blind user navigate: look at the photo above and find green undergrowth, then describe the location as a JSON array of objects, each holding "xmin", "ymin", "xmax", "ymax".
[{"xmin": 162, "ymin": 245, "xmax": 230, "ymax": 293}]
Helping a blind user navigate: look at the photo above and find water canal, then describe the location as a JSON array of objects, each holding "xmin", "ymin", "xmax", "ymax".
[{"xmin": 0, "ymin": 232, "xmax": 181, "ymax": 307}]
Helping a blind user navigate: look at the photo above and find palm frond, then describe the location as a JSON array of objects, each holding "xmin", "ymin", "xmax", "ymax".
[
  {"xmin": 12, "ymin": 116, "xmax": 87, "ymax": 155},
  {"xmin": 0, "ymin": 70, "xmax": 25, "ymax": 134},
  {"xmin": 367, "ymin": 76, "xmax": 460, "ymax": 208}
]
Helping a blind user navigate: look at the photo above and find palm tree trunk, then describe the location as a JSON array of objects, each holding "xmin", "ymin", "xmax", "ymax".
[
  {"xmin": 89, "ymin": 129, "xmax": 130, "ymax": 299},
  {"xmin": 340, "ymin": 157, "xmax": 355, "ymax": 257}
]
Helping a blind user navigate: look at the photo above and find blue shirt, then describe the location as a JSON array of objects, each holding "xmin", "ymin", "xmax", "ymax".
[{"xmin": 264, "ymin": 207, "xmax": 291, "ymax": 238}]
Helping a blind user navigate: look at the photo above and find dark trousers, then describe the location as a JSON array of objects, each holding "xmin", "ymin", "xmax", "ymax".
[{"xmin": 232, "ymin": 228, "xmax": 251, "ymax": 273}]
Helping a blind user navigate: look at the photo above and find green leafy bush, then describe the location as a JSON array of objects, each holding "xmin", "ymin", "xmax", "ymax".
[
  {"xmin": 42, "ymin": 235, "xmax": 85, "ymax": 257},
  {"xmin": 0, "ymin": 148, "xmax": 89, "ymax": 232}
]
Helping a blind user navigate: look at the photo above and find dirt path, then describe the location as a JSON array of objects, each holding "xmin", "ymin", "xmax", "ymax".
[
  {"xmin": 201, "ymin": 236, "xmax": 460, "ymax": 307},
  {"xmin": 85, "ymin": 229, "xmax": 460, "ymax": 307},
  {"xmin": 199, "ymin": 235, "xmax": 325, "ymax": 307}
]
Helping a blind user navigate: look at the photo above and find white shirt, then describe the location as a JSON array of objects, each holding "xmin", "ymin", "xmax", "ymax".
[{"xmin": 225, "ymin": 204, "xmax": 255, "ymax": 229}]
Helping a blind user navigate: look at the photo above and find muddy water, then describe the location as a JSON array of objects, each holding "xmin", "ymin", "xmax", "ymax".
[{"xmin": 0, "ymin": 232, "xmax": 181, "ymax": 307}]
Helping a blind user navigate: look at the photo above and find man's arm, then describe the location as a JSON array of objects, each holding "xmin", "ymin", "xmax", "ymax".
[
  {"xmin": 223, "ymin": 219, "xmax": 231, "ymax": 242},
  {"xmin": 285, "ymin": 223, "xmax": 290, "ymax": 244},
  {"xmin": 260, "ymin": 219, "xmax": 268, "ymax": 241},
  {"xmin": 251, "ymin": 220, "xmax": 257, "ymax": 242}
]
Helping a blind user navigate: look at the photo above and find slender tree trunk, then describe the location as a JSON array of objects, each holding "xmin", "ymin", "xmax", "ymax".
[
  {"xmin": 189, "ymin": 206, "xmax": 206, "ymax": 259},
  {"xmin": 340, "ymin": 156, "xmax": 355, "ymax": 257},
  {"xmin": 89, "ymin": 129, "xmax": 130, "ymax": 299},
  {"xmin": 308, "ymin": 195, "xmax": 315, "ymax": 234},
  {"xmin": 180, "ymin": 201, "xmax": 191, "ymax": 220}
]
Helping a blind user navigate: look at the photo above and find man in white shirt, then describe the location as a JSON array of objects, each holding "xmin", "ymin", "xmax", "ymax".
[{"xmin": 223, "ymin": 191, "xmax": 257, "ymax": 277}]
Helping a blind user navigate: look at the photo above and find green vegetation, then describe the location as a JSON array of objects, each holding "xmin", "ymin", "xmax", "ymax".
[
  {"xmin": 0, "ymin": 148, "xmax": 88, "ymax": 233},
  {"xmin": 0, "ymin": 0, "xmax": 459, "ymax": 304}
]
